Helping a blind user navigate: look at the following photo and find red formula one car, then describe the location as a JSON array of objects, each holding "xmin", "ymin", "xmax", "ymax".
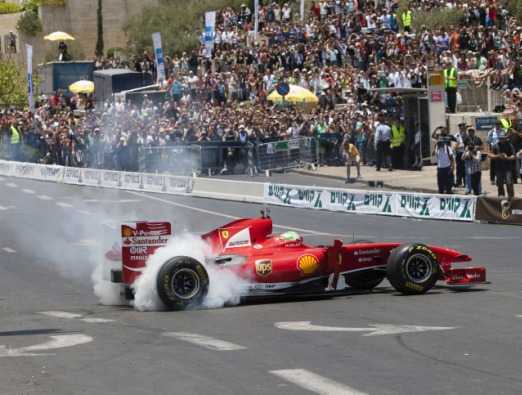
[{"xmin": 109, "ymin": 213, "xmax": 487, "ymax": 310}]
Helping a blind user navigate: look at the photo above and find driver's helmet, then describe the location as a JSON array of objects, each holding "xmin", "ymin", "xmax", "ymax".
[{"xmin": 279, "ymin": 231, "xmax": 302, "ymax": 243}]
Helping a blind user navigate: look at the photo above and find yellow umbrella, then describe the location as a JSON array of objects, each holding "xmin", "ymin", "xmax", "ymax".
[
  {"xmin": 267, "ymin": 84, "xmax": 319, "ymax": 104},
  {"xmin": 69, "ymin": 80, "xmax": 94, "ymax": 94},
  {"xmin": 44, "ymin": 31, "xmax": 75, "ymax": 41}
]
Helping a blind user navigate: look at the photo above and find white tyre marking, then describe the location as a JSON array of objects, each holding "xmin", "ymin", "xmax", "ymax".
[
  {"xmin": 0, "ymin": 334, "xmax": 93, "ymax": 357},
  {"xmin": 270, "ymin": 369, "xmax": 368, "ymax": 395},
  {"xmin": 275, "ymin": 321, "xmax": 456, "ymax": 336},
  {"xmin": 37, "ymin": 195, "xmax": 53, "ymax": 201},
  {"xmin": 56, "ymin": 202, "xmax": 74, "ymax": 208},
  {"xmin": 162, "ymin": 332, "xmax": 246, "ymax": 351},
  {"xmin": 22, "ymin": 189, "xmax": 35, "ymax": 194},
  {"xmin": 40, "ymin": 311, "xmax": 83, "ymax": 319},
  {"xmin": 2, "ymin": 247, "xmax": 16, "ymax": 254},
  {"xmin": 5, "ymin": 182, "xmax": 17, "ymax": 188}
]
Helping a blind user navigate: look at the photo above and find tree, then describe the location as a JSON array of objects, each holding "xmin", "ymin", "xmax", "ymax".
[
  {"xmin": 95, "ymin": 0, "xmax": 104, "ymax": 57},
  {"xmin": 0, "ymin": 59, "xmax": 29, "ymax": 108},
  {"xmin": 124, "ymin": 0, "xmax": 245, "ymax": 57}
]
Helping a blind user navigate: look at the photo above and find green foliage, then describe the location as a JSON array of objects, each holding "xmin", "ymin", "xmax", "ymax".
[
  {"xmin": 39, "ymin": 0, "xmax": 66, "ymax": 5},
  {"xmin": 0, "ymin": 2, "xmax": 22, "ymax": 14},
  {"xmin": 124, "ymin": 0, "xmax": 245, "ymax": 57},
  {"xmin": 507, "ymin": 0, "xmax": 522, "ymax": 24},
  {"xmin": 95, "ymin": 0, "xmax": 104, "ymax": 57},
  {"xmin": 16, "ymin": 6, "xmax": 42, "ymax": 36},
  {"xmin": 411, "ymin": 7, "xmax": 464, "ymax": 31},
  {"xmin": 0, "ymin": 59, "xmax": 29, "ymax": 108}
]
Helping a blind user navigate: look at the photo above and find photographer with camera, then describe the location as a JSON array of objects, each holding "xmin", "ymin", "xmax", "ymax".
[
  {"xmin": 433, "ymin": 128, "xmax": 455, "ymax": 195},
  {"xmin": 462, "ymin": 139, "xmax": 482, "ymax": 196},
  {"xmin": 488, "ymin": 131, "xmax": 517, "ymax": 201}
]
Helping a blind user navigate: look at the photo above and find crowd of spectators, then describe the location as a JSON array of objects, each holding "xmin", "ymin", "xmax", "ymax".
[{"xmin": 1, "ymin": 0, "xmax": 522, "ymax": 176}]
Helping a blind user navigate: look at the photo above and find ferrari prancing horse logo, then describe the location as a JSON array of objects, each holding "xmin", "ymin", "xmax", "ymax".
[
  {"xmin": 255, "ymin": 260, "xmax": 272, "ymax": 276},
  {"xmin": 221, "ymin": 230, "xmax": 230, "ymax": 239}
]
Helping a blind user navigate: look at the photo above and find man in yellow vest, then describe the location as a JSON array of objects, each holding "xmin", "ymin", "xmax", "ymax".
[
  {"xmin": 390, "ymin": 118, "xmax": 406, "ymax": 169},
  {"xmin": 443, "ymin": 61, "xmax": 458, "ymax": 113},
  {"xmin": 401, "ymin": 7, "xmax": 413, "ymax": 33},
  {"xmin": 9, "ymin": 119, "xmax": 21, "ymax": 161}
]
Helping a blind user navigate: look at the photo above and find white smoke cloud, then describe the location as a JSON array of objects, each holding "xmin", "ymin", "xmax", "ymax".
[{"xmin": 132, "ymin": 233, "xmax": 250, "ymax": 311}]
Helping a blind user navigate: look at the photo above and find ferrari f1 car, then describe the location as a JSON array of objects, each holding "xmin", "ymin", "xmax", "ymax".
[{"xmin": 109, "ymin": 213, "xmax": 487, "ymax": 310}]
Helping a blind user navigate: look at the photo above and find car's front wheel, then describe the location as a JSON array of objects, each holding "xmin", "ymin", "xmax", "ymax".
[
  {"xmin": 386, "ymin": 244, "xmax": 440, "ymax": 295},
  {"xmin": 156, "ymin": 257, "xmax": 209, "ymax": 310}
]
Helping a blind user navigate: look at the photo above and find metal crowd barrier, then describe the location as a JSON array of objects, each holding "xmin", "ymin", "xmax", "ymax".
[{"xmin": 255, "ymin": 137, "xmax": 319, "ymax": 173}]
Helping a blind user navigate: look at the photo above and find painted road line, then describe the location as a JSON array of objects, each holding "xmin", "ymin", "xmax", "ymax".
[
  {"xmin": 56, "ymin": 202, "xmax": 74, "ymax": 208},
  {"xmin": 2, "ymin": 247, "xmax": 16, "ymax": 254},
  {"xmin": 83, "ymin": 199, "xmax": 141, "ymax": 204},
  {"xmin": 0, "ymin": 334, "xmax": 93, "ymax": 358},
  {"xmin": 516, "ymin": 315, "xmax": 522, "ymax": 318},
  {"xmin": 37, "ymin": 195, "xmax": 53, "ymax": 201},
  {"xmin": 39, "ymin": 311, "xmax": 114, "ymax": 323},
  {"xmin": 5, "ymin": 182, "xmax": 17, "ymax": 188},
  {"xmin": 126, "ymin": 191, "xmax": 365, "ymax": 238},
  {"xmin": 270, "ymin": 369, "xmax": 368, "ymax": 395},
  {"xmin": 40, "ymin": 311, "xmax": 83, "ymax": 319},
  {"xmin": 275, "ymin": 321, "xmax": 456, "ymax": 336},
  {"xmin": 162, "ymin": 332, "xmax": 246, "ymax": 351},
  {"xmin": 76, "ymin": 209, "xmax": 93, "ymax": 216},
  {"xmin": 21, "ymin": 188, "xmax": 35, "ymax": 194},
  {"xmin": 0, "ymin": 206, "xmax": 14, "ymax": 211}
]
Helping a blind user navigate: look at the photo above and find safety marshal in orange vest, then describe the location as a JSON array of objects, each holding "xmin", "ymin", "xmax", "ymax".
[
  {"xmin": 443, "ymin": 62, "xmax": 458, "ymax": 113},
  {"xmin": 390, "ymin": 119, "xmax": 406, "ymax": 169}
]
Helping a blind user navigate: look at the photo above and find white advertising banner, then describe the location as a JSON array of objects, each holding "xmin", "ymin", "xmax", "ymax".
[
  {"xmin": 81, "ymin": 168, "xmax": 103, "ymax": 187},
  {"xmin": 37, "ymin": 164, "xmax": 64, "ymax": 182},
  {"xmin": 121, "ymin": 172, "xmax": 143, "ymax": 191},
  {"xmin": 26, "ymin": 44, "xmax": 34, "ymax": 113},
  {"xmin": 204, "ymin": 11, "xmax": 216, "ymax": 58},
  {"xmin": 0, "ymin": 160, "xmax": 13, "ymax": 176},
  {"xmin": 101, "ymin": 169, "xmax": 122, "ymax": 189},
  {"xmin": 63, "ymin": 166, "xmax": 82, "ymax": 185},
  {"xmin": 142, "ymin": 173, "xmax": 167, "ymax": 193},
  {"xmin": 395, "ymin": 192, "xmax": 476, "ymax": 221},
  {"xmin": 165, "ymin": 175, "xmax": 192, "ymax": 194},
  {"xmin": 13, "ymin": 162, "xmax": 37, "ymax": 179},
  {"xmin": 264, "ymin": 183, "xmax": 476, "ymax": 221},
  {"xmin": 152, "ymin": 32, "xmax": 166, "ymax": 84}
]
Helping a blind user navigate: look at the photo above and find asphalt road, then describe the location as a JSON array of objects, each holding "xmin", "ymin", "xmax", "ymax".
[{"xmin": 1, "ymin": 176, "xmax": 521, "ymax": 395}]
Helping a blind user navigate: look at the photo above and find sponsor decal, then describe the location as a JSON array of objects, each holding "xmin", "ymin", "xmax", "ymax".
[
  {"xmin": 297, "ymin": 254, "xmax": 319, "ymax": 275},
  {"xmin": 255, "ymin": 259, "xmax": 272, "ymax": 276},
  {"xmin": 253, "ymin": 244, "xmax": 263, "ymax": 249},
  {"xmin": 353, "ymin": 248, "xmax": 381, "ymax": 256},
  {"xmin": 358, "ymin": 257, "xmax": 373, "ymax": 263},
  {"xmin": 221, "ymin": 230, "xmax": 230, "ymax": 240},
  {"xmin": 225, "ymin": 228, "xmax": 251, "ymax": 249}
]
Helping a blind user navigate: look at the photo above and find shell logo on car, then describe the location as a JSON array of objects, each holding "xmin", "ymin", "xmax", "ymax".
[{"xmin": 297, "ymin": 254, "xmax": 319, "ymax": 275}]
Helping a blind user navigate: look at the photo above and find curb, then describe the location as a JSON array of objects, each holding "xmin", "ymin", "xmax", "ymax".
[{"xmin": 291, "ymin": 168, "xmax": 445, "ymax": 195}]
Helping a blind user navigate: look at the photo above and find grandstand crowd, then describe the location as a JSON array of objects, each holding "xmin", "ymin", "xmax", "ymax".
[{"xmin": 1, "ymin": 0, "xmax": 522, "ymax": 177}]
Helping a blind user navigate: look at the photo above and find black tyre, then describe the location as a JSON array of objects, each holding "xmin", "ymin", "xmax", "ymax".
[
  {"xmin": 345, "ymin": 270, "xmax": 385, "ymax": 290},
  {"xmin": 156, "ymin": 256, "xmax": 209, "ymax": 310},
  {"xmin": 386, "ymin": 244, "xmax": 440, "ymax": 294}
]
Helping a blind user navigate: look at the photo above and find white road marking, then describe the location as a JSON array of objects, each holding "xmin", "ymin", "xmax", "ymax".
[
  {"xmin": 516, "ymin": 315, "xmax": 522, "ymax": 318},
  {"xmin": 275, "ymin": 321, "xmax": 456, "ymax": 336},
  {"xmin": 21, "ymin": 188, "xmax": 35, "ymax": 194},
  {"xmin": 37, "ymin": 195, "xmax": 53, "ymax": 201},
  {"xmin": 270, "ymin": 369, "xmax": 368, "ymax": 395},
  {"xmin": 0, "ymin": 206, "xmax": 14, "ymax": 211},
  {"xmin": 40, "ymin": 311, "xmax": 83, "ymax": 319},
  {"xmin": 83, "ymin": 199, "xmax": 141, "ymax": 204},
  {"xmin": 76, "ymin": 209, "xmax": 93, "ymax": 216},
  {"xmin": 56, "ymin": 202, "xmax": 74, "ymax": 208},
  {"xmin": 39, "ymin": 311, "xmax": 114, "ymax": 323},
  {"xmin": 2, "ymin": 247, "xmax": 16, "ymax": 254},
  {"xmin": 162, "ymin": 332, "xmax": 246, "ymax": 351},
  {"xmin": 0, "ymin": 334, "xmax": 93, "ymax": 357},
  {"xmin": 5, "ymin": 182, "xmax": 17, "ymax": 188},
  {"xmin": 126, "ymin": 191, "xmax": 360, "ymax": 238}
]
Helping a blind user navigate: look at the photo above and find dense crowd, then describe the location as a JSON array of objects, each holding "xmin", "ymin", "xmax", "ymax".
[{"xmin": 1, "ymin": 0, "xmax": 522, "ymax": 177}]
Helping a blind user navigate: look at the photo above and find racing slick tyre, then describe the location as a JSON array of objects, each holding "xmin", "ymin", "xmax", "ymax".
[
  {"xmin": 156, "ymin": 256, "xmax": 209, "ymax": 310},
  {"xmin": 386, "ymin": 244, "xmax": 440, "ymax": 295}
]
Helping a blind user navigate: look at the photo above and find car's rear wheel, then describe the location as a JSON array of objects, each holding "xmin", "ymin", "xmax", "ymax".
[
  {"xmin": 386, "ymin": 244, "xmax": 440, "ymax": 294},
  {"xmin": 156, "ymin": 256, "xmax": 209, "ymax": 310}
]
